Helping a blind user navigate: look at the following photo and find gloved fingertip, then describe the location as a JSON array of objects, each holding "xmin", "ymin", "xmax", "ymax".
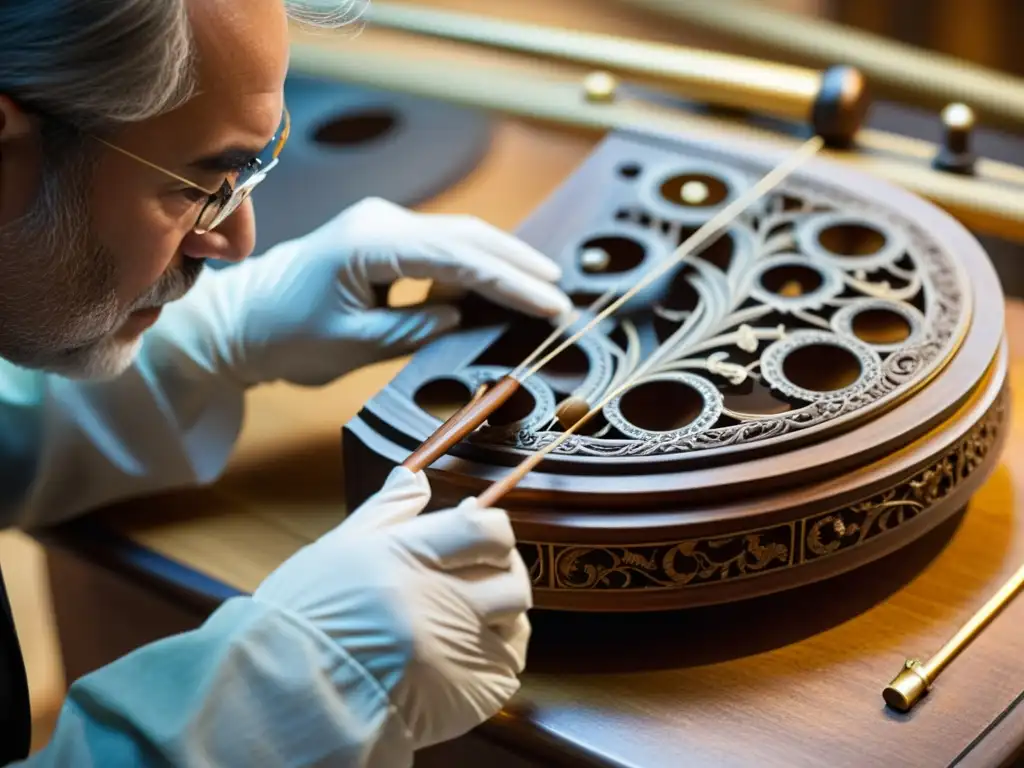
[
  {"xmin": 522, "ymin": 253, "xmax": 561, "ymax": 284},
  {"xmin": 552, "ymin": 306, "xmax": 578, "ymax": 328},
  {"xmin": 539, "ymin": 258, "xmax": 563, "ymax": 284},
  {"xmin": 384, "ymin": 465, "xmax": 415, "ymax": 485},
  {"xmin": 384, "ymin": 465, "xmax": 431, "ymax": 496},
  {"xmin": 424, "ymin": 304, "xmax": 462, "ymax": 332},
  {"xmin": 548, "ymin": 291, "xmax": 574, "ymax": 318},
  {"xmin": 521, "ymin": 283, "xmax": 573, "ymax": 320}
]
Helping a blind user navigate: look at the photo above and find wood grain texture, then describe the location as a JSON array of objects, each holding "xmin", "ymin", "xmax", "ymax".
[{"xmin": 953, "ymin": 691, "xmax": 1024, "ymax": 767}]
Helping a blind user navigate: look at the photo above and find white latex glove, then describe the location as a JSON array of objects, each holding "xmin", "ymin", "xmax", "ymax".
[
  {"xmin": 194, "ymin": 196, "xmax": 572, "ymax": 387},
  {"xmin": 252, "ymin": 465, "xmax": 533, "ymax": 751}
]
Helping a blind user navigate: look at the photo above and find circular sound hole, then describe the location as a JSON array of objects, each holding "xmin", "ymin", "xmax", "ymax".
[
  {"xmin": 414, "ymin": 378, "xmax": 473, "ymax": 422},
  {"xmin": 619, "ymin": 380, "xmax": 705, "ymax": 432},
  {"xmin": 782, "ymin": 344, "xmax": 861, "ymax": 392},
  {"xmin": 760, "ymin": 264, "xmax": 823, "ymax": 297},
  {"xmin": 313, "ymin": 109, "xmax": 397, "ymax": 147},
  {"xmin": 578, "ymin": 236, "xmax": 645, "ymax": 273},
  {"xmin": 488, "ymin": 387, "xmax": 536, "ymax": 427},
  {"xmin": 541, "ymin": 343, "xmax": 590, "ymax": 392},
  {"xmin": 851, "ymin": 308, "xmax": 911, "ymax": 345},
  {"xmin": 659, "ymin": 173, "xmax": 728, "ymax": 208},
  {"xmin": 817, "ymin": 223, "xmax": 885, "ymax": 256}
]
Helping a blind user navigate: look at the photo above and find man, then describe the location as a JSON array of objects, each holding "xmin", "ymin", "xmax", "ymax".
[{"xmin": 0, "ymin": 0, "xmax": 573, "ymax": 765}]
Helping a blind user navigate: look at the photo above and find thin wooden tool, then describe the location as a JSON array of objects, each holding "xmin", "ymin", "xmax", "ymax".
[
  {"xmin": 883, "ymin": 560, "xmax": 1024, "ymax": 713},
  {"xmin": 402, "ymin": 135, "xmax": 823, "ymax": 472}
]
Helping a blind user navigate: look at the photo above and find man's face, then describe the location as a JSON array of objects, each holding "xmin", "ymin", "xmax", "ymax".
[{"xmin": 0, "ymin": 0, "xmax": 290, "ymax": 378}]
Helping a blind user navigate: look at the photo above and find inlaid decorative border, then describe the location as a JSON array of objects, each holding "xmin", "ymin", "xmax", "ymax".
[{"xmin": 518, "ymin": 387, "xmax": 1008, "ymax": 592}]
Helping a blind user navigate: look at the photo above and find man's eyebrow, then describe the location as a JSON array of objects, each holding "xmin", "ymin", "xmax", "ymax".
[{"xmin": 187, "ymin": 146, "xmax": 262, "ymax": 173}]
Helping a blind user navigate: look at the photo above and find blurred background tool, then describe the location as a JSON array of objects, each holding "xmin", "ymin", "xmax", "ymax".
[
  {"xmin": 621, "ymin": 0, "xmax": 1024, "ymax": 135},
  {"xmin": 364, "ymin": 1, "xmax": 869, "ymax": 146},
  {"xmin": 289, "ymin": 5, "xmax": 1024, "ymax": 244}
]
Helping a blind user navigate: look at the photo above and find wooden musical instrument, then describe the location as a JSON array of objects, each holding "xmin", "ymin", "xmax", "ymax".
[
  {"xmin": 281, "ymin": 0, "xmax": 1024, "ymax": 719},
  {"xmin": 341, "ymin": 120, "xmax": 1009, "ymax": 613}
]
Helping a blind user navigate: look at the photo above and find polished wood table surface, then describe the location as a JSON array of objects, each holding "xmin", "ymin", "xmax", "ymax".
[{"xmin": 36, "ymin": 2, "xmax": 1024, "ymax": 766}]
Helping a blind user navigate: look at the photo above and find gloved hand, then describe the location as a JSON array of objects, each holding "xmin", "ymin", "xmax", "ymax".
[
  {"xmin": 251, "ymin": 465, "xmax": 533, "ymax": 751},
  {"xmin": 190, "ymin": 196, "xmax": 572, "ymax": 387}
]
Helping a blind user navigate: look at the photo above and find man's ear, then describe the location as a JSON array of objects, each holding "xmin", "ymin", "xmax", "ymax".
[
  {"xmin": 0, "ymin": 94, "xmax": 42, "ymax": 226},
  {"xmin": 0, "ymin": 95, "xmax": 33, "ymax": 142}
]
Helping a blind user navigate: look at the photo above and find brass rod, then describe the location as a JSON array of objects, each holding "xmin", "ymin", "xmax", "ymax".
[
  {"xmin": 884, "ymin": 561, "xmax": 1024, "ymax": 713},
  {"xmin": 365, "ymin": 2, "xmax": 867, "ymax": 145},
  {"xmin": 622, "ymin": 0, "xmax": 1024, "ymax": 135},
  {"xmin": 288, "ymin": 39, "xmax": 1024, "ymax": 243}
]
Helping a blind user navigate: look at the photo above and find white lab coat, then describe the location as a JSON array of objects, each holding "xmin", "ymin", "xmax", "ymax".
[{"xmin": 1, "ymin": 272, "xmax": 415, "ymax": 766}]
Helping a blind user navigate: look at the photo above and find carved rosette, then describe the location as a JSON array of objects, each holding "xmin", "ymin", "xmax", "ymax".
[
  {"xmin": 348, "ymin": 131, "xmax": 1008, "ymax": 612},
  {"xmin": 516, "ymin": 387, "xmax": 1006, "ymax": 594},
  {"xmin": 411, "ymin": 150, "xmax": 972, "ymax": 459}
]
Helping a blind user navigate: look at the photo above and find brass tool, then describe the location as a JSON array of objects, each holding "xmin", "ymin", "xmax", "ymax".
[
  {"xmin": 287, "ymin": 37, "xmax": 1024, "ymax": 243},
  {"xmin": 884, "ymin": 561, "xmax": 1024, "ymax": 713},
  {"xmin": 622, "ymin": 0, "xmax": 1024, "ymax": 135},
  {"xmin": 364, "ymin": 1, "xmax": 868, "ymax": 146}
]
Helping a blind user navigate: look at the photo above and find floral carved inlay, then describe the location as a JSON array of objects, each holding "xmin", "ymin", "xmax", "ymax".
[
  {"xmin": 410, "ymin": 148, "xmax": 972, "ymax": 458},
  {"xmin": 516, "ymin": 388, "xmax": 1006, "ymax": 592}
]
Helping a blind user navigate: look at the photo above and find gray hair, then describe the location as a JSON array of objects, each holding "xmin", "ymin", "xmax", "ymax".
[{"xmin": 0, "ymin": 0, "xmax": 368, "ymax": 134}]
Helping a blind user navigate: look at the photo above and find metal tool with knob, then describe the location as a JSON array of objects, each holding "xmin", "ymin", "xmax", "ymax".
[{"xmin": 932, "ymin": 103, "xmax": 977, "ymax": 175}]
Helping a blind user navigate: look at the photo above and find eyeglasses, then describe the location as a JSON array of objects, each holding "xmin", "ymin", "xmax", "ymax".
[{"xmin": 95, "ymin": 108, "xmax": 291, "ymax": 234}]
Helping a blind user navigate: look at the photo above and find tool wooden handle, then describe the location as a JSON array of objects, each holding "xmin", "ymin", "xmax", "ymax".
[
  {"xmin": 402, "ymin": 375, "xmax": 521, "ymax": 472},
  {"xmin": 366, "ymin": 1, "xmax": 867, "ymax": 146}
]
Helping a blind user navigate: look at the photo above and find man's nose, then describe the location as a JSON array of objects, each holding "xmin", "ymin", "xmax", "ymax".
[{"xmin": 178, "ymin": 198, "xmax": 256, "ymax": 264}]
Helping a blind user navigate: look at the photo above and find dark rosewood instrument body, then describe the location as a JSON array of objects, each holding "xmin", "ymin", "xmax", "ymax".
[{"xmin": 342, "ymin": 126, "xmax": 1007, "ymax": 615}]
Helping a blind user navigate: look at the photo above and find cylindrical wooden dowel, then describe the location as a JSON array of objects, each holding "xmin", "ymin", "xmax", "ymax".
[
  {"xmin": 402, "ymin": 375, "xmax": 521, "ymax": 472},
  {"xmin": 365, "ymin": 1, "xmax": 868, "ymax": 146}
]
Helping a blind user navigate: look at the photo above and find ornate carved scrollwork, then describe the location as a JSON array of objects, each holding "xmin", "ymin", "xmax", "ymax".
[
  {"xmin": 519, "ymin": 387, "xmax": 1006, "ymax": 593},
  {"xmin": 346, "ymin": 129, "xmax": 1006, "ymax": 611},
  {"xmin": 408, "ymin": 151, "xmax": 969, "ymax": 459}
]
